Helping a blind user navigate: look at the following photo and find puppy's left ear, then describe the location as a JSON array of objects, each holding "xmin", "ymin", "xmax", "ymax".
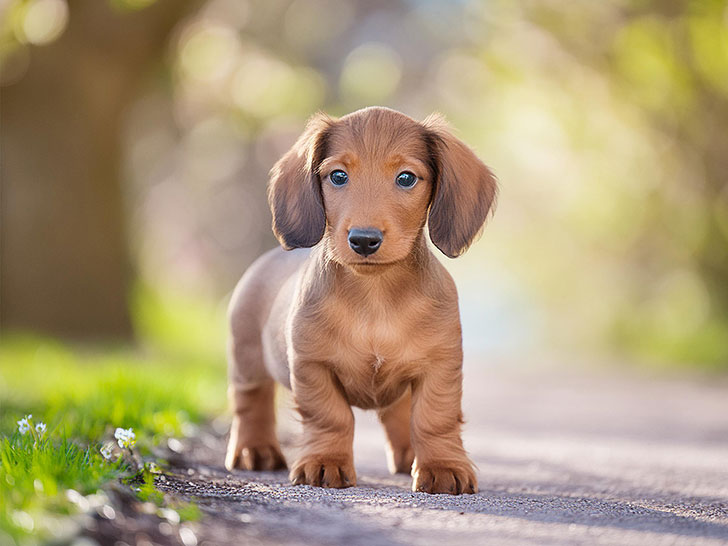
[
  {"xmin": 423, "ymin": 114, "xmax": 498, "ymax": 258},
  {"xmin": 268, "ymin": 112, "xmax": 333, "ymax": 249}
]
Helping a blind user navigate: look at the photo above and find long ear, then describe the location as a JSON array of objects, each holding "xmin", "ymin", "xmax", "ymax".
[
  {"xmin": 423, "ymin": 114, "xmax": 498, "ymax": 258},
  {"xmin": 268, "ymin": 113, "xmax": 333, "ymax": 249}
]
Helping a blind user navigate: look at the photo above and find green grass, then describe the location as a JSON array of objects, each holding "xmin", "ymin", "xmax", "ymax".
[
  {"xmin": 0, "ymin": 289, "xmax": 228, "ymax": 543},
  {"xmin": 0, "ymin": 422, "xmax": 123, "ymax": 540}
]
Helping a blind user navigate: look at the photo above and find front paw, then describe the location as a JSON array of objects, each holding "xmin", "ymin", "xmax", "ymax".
[
  {"xmin": 290, "ymin": 454, "xmax": 356, "ymax": 488},
  {"xmin": 412, "ymin": 462, "xmax": 477, "ymax": 495}
]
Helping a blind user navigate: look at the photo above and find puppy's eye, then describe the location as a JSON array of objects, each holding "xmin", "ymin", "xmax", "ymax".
[
  {"xmin": 330, "ymin": 170, "xmax": 348, "ymax": 186},
  {"xmin": 396, "ymin": 171, "xmax": 418, "ymax": 188}
]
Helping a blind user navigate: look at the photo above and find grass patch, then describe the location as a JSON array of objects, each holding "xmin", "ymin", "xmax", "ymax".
[
  {"xmin": 0, "ymin": 290, "xmax": 228, "ymax": 543},
  {"xmin": 0, "ymin": 422, "xmax": 124, "ymax": 540},
  {"xmin": 0, "ymin": 335, "xmax": 226, "ymax": 448}
]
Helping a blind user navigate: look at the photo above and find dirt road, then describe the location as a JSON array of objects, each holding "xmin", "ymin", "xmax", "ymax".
[{"xmin": 156, "ymin": 362, "xmax": 728, "ymax": 545}]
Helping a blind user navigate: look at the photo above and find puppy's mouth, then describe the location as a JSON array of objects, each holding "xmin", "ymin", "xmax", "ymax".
[
  {"xmin": 346, "ymin": 258, "xmax": 400, "ymax": 276},
  {"xmin": 349, "ymin": 257, "xmax": 398, "ymax": 266}
]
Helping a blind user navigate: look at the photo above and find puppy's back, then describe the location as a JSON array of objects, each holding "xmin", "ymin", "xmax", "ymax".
[
  {"xmin": 228, "ymin": 246, "xmax": 309, "ymax": 335},
  {"xmin": 228, "ymin": 247, "xmax": 310, "ymax": 388}
]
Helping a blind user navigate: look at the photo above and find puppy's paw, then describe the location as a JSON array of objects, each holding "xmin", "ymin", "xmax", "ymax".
[
  {"xmin": 225, "ymin": 441, "xmax": 287, "ymax": 472},
  {"xmin": 412, "ymin": 462, "xmax": 477, "ymax": 495},
  {"xmin": 290, "ymin": 454, "xmax": 356, "ymax": 488},
  {"xmin": 386, "ymin": 445, "xmax": 414, "ymax": 475}
]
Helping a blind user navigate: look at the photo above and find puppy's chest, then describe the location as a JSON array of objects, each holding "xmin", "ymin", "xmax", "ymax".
[
  {"xmin": 329, "ymin": 310, "xmax": 420, "ymax": 408},
  {"xmin": 328, "ymin": 301, "xmax": 427, "ymax": 367},
  {"xmin": 295, "ymin": 298, "xmax": 435, "ymax": 406}
]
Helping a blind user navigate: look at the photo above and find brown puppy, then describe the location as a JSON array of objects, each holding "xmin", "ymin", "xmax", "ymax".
[{"xmin": 225, "ymin": 107, "xmax": 497, "ymax": 495}]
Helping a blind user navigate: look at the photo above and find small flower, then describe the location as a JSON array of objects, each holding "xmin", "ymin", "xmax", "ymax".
[
  {"xmin": 35, "ymin": 422, "xmax": 47, "ymax": 436},
  {"xmin": 17, "ymin": 415, "xmax": 32, "ymax": 435},
  {"xmin": 100, "ymin": 444, "xmax": 114, "ymax": 460},
  {"xmin": 114, "ymin": 427, "xmax": 136, "ymax": 449}
]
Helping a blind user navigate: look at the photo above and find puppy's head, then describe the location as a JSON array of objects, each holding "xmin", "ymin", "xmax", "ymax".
[{"xmin": 268, "ymin": 107, "xmax": 497, "ymax": 268}]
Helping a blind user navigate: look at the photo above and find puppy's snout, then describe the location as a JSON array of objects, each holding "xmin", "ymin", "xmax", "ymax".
[{"xmin": 348, "ymin": 228, "xmax": 383, "ymax": 257}]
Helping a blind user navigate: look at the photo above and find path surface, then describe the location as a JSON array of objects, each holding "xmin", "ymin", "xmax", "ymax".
[{"xmin": 157, "ymin": 362, "xmax": 728, "ymax": 545}]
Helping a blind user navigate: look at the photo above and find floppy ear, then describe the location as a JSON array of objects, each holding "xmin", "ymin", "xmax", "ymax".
[
  {"xmin": 268, "ymin": 113, "xmax": 333, "ymax": 249},
  {"xmin": 422, "ymin": 114, "xmax": 498, "ymax": 258}
]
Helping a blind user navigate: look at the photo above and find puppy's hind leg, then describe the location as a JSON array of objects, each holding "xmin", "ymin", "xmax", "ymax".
[
  {"xmin": 225, "ymin": 334, "xmax": 286, "ymax": 471},
  {"xmin": 378, "ymin": 389, "xmax": 414, "ymax": 475}
]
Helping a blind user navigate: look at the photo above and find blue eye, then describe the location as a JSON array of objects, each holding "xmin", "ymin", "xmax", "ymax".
[
  {"xmin": 330, "ymin": 170, "xmax": 348, "ymax": 186},
  {"xmin": 396, "ymin": 171, "xmax": 417, "ymax": 188}
]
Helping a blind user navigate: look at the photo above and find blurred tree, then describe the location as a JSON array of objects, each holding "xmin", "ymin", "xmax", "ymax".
[
  {"xmin": 539, "ymin": 0, "xmax": 728, "ymax": 362},
  {"xmin": 502, "ymin": 0, "xmax": 728, "ymax": 364},
  {"xmin": 609, "ymin": 1, "xmax": 728, "ymax": 363},
  {"xmin": 1, "ymin": 0, "xmax": 200, "ymax": 339}
]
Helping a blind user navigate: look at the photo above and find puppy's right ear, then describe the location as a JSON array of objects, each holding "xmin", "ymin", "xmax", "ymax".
[{"xmin": 268, "ymin": 113, "xmax": 333, "ymax": 249}]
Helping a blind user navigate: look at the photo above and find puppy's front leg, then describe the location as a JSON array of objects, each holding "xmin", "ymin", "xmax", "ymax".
[
  {"xmin": 290, "ymin": 360, "xmax": 356, "ymax": 488},
  {"xmin": 411, "ymin": 363, "xmax": 477, "ymax": 494}
]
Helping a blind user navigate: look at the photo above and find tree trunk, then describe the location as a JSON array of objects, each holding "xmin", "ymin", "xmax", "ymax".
[{"xmin": 1, "ymin": 0, "xmax": 198, "ymax": 340}]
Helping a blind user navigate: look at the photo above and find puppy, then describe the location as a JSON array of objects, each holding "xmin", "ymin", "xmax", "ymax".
[{"xmin": 225, "ymin": 107, "xmax": 497, "ymax": 495}]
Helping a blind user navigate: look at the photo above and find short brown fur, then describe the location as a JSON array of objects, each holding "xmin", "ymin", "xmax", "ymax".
[{"xmin": 226, "ymin": 107, "xmax": 497, "ymax": 494}]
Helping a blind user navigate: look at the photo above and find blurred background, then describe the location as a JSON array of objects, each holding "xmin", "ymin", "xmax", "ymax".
[{"xmin": 2, "ymin": 0, "xmax": 728, "ymax": 370}]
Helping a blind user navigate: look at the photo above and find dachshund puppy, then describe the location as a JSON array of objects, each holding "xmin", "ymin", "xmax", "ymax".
[{"xmin": 225, "ymin": 107, "xmax": 497, "ymax": 495}]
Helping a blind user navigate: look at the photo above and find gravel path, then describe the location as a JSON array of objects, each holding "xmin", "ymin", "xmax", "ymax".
[{"xmin": 155, "ymin": 361, "xmax": 728, "ymax": 546}]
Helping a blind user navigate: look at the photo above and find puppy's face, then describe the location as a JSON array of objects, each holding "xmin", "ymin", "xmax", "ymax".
[
  {"xmin": 318, "ymin": 114, "xmax": 433, "ymax": 268},
  {"xmin": 268, "ymin": 107, "xmax": 497, "ymax": 264}
]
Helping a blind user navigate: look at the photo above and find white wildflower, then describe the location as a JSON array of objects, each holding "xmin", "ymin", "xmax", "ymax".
[
  {"xmin": 17, "ymin": 415, "xmax": 32, "ymax": 435},
  {"xmin": 114, "ymin": 427, "xmax": 136, "ymax": 449},
  {"xmin": 100, "ymin": 444, "xmax": 114, "ymax": 460},
  {"xmin": 35, "ymin": 422, "xmax": 47, "ymax": 436}
]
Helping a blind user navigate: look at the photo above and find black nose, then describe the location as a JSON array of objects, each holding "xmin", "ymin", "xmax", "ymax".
[{"xmin": 348, "ymin": 228, "xmax": 383, "ymax": 256}]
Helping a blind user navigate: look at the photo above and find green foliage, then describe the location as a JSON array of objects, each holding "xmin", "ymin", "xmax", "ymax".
[
  {"xmin": 0, "ymin": 289, "xmax": 226, "ymax": 542},
  {"xmin": 132, "ymin": 469, "xmax": 165, "ymax": 506},
  {"xmin": 0, "ymin": 422, "xmax": 124, "ymax": 541},
  {"xmin": 592, "ymin": 1, "xmax": 728, "ymax": 367},
  {"xmin": 0, "ymin": 336, "xmax": 225, "ymax": 448},
  {"xmin": 0, "ymin": 288, "xmax": 227, "ymax": 441}
]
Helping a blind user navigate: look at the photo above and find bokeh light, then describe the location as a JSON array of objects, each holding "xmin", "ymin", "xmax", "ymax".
[
  {"xmin": 15, "ymin": 0, "xmax": 68, "ymax": 45},
  {"xmin": 339, "ymin": 43, "xmax": 402, "ymax": 106}
]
